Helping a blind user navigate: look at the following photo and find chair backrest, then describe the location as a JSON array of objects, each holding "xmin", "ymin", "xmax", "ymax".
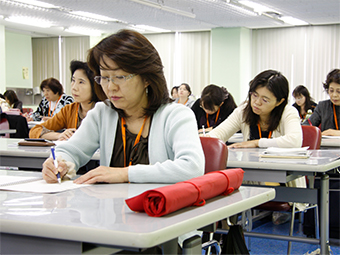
[
  {"xmin": 301, "ymin": 125, "xmax": 322, "ymax": 149},
  {"xmin": 0, "ymin": 117, "xmax": 10, "ymax": 138},
  {"xmin": 200, "ymin": 136, "xmax": 228, "ymax": 174}
]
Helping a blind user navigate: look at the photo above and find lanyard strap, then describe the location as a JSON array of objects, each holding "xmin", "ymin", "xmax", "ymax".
[
  {"xmin": 179, "ymin": 98, "xmax": 188, "ymax": 105},
  {"xmin": 206, "ymin": 108, "xmax": 220, "ymax": 128},
  {"xmin": 333, "ymin": 104, "xmax": 339, "ymax": 130},
  {"xmin": 74, "ymin": 103, "xmax": 79, "ymax": 129},
  {"xmin": 48, "ymin": 95, "xmax": 62, "ymax": 117},
  {"xmin": 121, "ymin": 116, "xmax": 148, "ymax": 167},
  {"xmin": 257, "ymin": 122, "xmax": 272, "ymax": 139}
]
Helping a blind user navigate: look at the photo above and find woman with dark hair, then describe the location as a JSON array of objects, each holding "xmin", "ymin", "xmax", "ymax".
[
  {"xmin": 292, "ymin": 85, "xmax": 317, "ymax": 121},
  {"xmin": 303, "ymin": 69, "xmax": 340, "ymax": 136},
  {"xmin": 175, "ymin": 83, "xmax": 195, "ymax": 107},
  {"xmin": 42, "ymin": 29, "xmax": 204, "ymax": 185},
  {"xmin": 191, "ymin": 84, "xmax": 237, "ymax": 133},
  {"xmin": 208, "ymin": 70, "xmax": 302, "ymax": 148},
  {"xmin": 29, "ymin": 60, "xmax": 106, "ymax": 141},
  {"xmin": 28, "ymin": 77, "xmax": 74, "ymax": 121},
  {"xmin": 4, "ymin": 90, "xmax": 23, "ymax": 112},
  {"xmin": 170, "ymin": 86, "xmax": 179, "ymax": 99}
]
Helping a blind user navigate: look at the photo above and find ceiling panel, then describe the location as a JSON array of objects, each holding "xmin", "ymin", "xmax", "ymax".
[{"xmin": 0, "ymin": 0, "xmax": 339, "ymax": 37}]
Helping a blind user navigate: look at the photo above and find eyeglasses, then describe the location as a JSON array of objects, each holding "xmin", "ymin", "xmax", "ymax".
[
  {"xmin": 327, "ymin": 89, "xmax": 340, "ymax": 95},
  {"xmin": 250, "ymin": 91, "xmax": 272, "ymax": 105},
  {"xmin": 94, "ymin": 74, "xmax": 137, "ymax": 86}
]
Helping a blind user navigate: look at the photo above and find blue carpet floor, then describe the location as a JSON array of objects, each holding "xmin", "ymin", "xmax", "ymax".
[{"xmin": 247, "ymin": 215, "xmax": 340, "ymax": 255}]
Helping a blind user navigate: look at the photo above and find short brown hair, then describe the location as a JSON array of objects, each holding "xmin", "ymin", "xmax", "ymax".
[
  {"xmin": 40, "ymin": 78, "xmax": 63, "ymax": 95},
  {"xmin": 87, "ymin": 29, "xmax": 171, "ymax": 117}
]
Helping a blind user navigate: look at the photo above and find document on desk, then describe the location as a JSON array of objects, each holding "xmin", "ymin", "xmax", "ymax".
[
  {"xmin": 260, "ymin": 147, "xmax": 311, "ymax": 159},
  {"xmin": 322, "ymin": 135, "xmax": 340, "ymax": 139},
  {"xmin": 0, "ymin": 176, "xmax": 90, "ymax": 193}
]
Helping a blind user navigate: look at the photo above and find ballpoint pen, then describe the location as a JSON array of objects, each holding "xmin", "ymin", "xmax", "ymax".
[
  {"xmin": 51, "ymin": 147, "xmax": 61, "ymax": 184},
  {"xmin": 202, "ymin": 125, "xmax": 206, "ymax": 136}
]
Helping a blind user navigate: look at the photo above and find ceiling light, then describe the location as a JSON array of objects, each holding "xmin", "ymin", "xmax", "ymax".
[
  {"xmin": 70, "ymin": 11, "xmax": 118, "ymax": 22},
  {"xmin": 279, "ymin": 16, "xmax": 308, "ymax": 26},
  {"xmin": 10, "ymin": 0, "xmax": 56, "ymax": 8},
  {"xmin": 129, "ymin": 0, "xmax": 196, "ymax": 18},
  {"xmin": 238, "ymin": 1, "xmax": 275, "ymax": 15},
  {"xmin": 65, "ymin": 27, "xmax": 102, "ymax": 36},
  {"xmin": 132, "ymin": 25, "xmax": 171, "ymax": 33},
  {"xmin": 227, "ymin": 3, "xmax": 257, "ymax": 16},
  {"xmin": 5, "ymin": 16, "xmax": 52, "ymax": 28}
]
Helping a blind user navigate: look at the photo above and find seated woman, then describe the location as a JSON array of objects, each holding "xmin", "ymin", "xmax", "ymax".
[
  {"xmin": 0, "ymin": 93, "xmax": 10, "ymax": 112},
  {"xmin": 175, "ymin": 83, "xmax": 195, "ymax": 107},
  {"xmin": 191, "ymin": 84, "xmax": 237, "ymax": 134},
  {"xmin": 170, "ymin": 86, "xmax": 179, "ymax": 99},
  {"xmin": 303, "ymin": 69, "xmax": 340, "ymax": 136},
  {"xmin": 42, "ymin": 29, "xmax": 204, "ymax": 185},
  {"xmin": 29, "ymin": 60, "xmax": 106, "ymax": 141},
  {"xmin": 292, "ymin": 85, "xmax": 317, "ymax": 122},
  {"xmin": 4, "ymin": 90, "xmax": 23, "ymax": 113},
  {"xmin": 208, "ymin": 70, "xmax": 302, "ymax": 148},
  {"xmin": 28, "ymin": 78, "xmax": 74, "ymax": 121}
]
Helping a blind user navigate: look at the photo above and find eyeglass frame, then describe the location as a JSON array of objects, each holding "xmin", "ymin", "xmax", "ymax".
[
  {"xmin": 249, "ymin": 91, "xmax": 273, "ymax": 105},
  {"xmin": 94, "ymin": 74, "xmax": 137, "ymax": 86}
]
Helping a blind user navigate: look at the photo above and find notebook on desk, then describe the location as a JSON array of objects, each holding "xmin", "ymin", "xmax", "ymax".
[
  {"xmin": 260, "ymin": 147, "xmax": 311, "ymax": 159},
  {"xmin": 0, "ymin": 175, "xmax": 90, "ymax": 193}
]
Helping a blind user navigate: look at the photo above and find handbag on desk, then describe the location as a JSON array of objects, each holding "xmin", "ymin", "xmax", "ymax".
[{"xmin": 18, "ymin": 140, "xmax": 55, "ymax": 147}]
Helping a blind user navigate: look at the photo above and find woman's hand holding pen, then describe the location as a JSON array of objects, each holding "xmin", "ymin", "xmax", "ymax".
[
  {"xmin": 58, "ymin": 128, "xmax": 76, "ymax": 141},
  {"xmin": 74, "ymin": 166, "xmax": 129, "ymax": 184},
  {"xmin": 42, "ymin": 158, "xmax": 68, "ymax": 183}
]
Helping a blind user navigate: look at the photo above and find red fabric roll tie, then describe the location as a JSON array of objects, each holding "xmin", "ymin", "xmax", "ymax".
[{"xmin": 125, "ymin": 168, "xmax": 244, "ymax": 217}]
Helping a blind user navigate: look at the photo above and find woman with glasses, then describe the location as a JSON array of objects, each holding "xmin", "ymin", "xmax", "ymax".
[
  {"xmin": 191, "ymin": 84, "xmax": 237, "ymax": 134},
  {"xmin": 302, "ymin": 69, "xmax": 340, "ymax": 136},
  {"xmin": 207, "ymin": 70, "xmax": 302, "ymax": 148},
  {"xmin": 27, "ymin": 78, "xmax": 74, "ymax": 121},
  {"xmin": 175, "ymin": 83, "xmax": 195, "ymax": 107},
  {"xmin": 29, "ymin": 60, "xmax": 106, "ymax": 141},
  {"xmin": 292, "ymin": 85, "xmax": 317, "ymax": 122},
  {"xmin": 42, "ymin": 30, "xmax": 204, "ymax": 185}
]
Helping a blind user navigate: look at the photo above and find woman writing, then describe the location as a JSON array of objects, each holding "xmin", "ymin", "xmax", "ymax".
[
  {"xmin": 292, "ymin": 85, "xmax": 317, "ymax": 122},
  {"xmin": 208, "ymin": 70, "xmax": 302, "ymax": 148},
  {"xmin": 28, "ymin": 78, "xmax": 74, "ymax": 121},
  {"xmin": 191, "ymin": 84, "xmax": 237, "ymax": 133},
  {"xmin": 29, "ymin": 60, "xmax": 106, "ymax": 141},
  {"xmin": 4, "ymin": 90, "xmax": 23, "ymax": 113},
  {"xmin": 42, "ymin": 29, "xmax": 204, "ymax": 184},
  {"xmin": 175, "ymin": 83, "xmax": 195, "ymax": 107},
  {"xmin": 303, "ymin": 69, "xmax": 340, "ymax": 136}
]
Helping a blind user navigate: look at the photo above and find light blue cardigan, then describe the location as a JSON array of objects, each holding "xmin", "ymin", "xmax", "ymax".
[{"xmin": 55, "ymin": 101, "xmax": 205, "ymax": 183}]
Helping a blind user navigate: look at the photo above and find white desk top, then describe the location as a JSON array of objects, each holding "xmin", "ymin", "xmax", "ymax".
[
  {"xmin": 0, "ymin": 170, "xmax": 275, "ymax": 249},
  {"xmin": 0, "ymin": 129, "xmax": 16, "ymax": 135},
  {"xmin": 321, "ymin": 137, "xmax": 340, "ymax": 148},
  {"xmin": 227, "ymin": 148, "xmax": 340, "ymax": 173}
]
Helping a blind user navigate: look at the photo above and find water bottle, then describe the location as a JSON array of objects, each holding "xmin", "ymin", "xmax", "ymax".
[{"xmin": 303, "ymin": 109, "xmax": 313, "ymax": 123}]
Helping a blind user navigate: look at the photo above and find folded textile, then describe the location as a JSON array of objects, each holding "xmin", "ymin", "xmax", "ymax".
[{"xmin": 125, "ymin": 168, "xmax": 244, "ymax": 217}]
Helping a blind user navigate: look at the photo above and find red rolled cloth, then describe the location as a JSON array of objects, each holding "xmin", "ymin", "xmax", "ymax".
[{"xmin": 125, "ymin": 168, "xmax": 244, "ymax": 217}]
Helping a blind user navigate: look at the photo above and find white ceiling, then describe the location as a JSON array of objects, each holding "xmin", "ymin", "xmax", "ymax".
[{"xmin": 0, "ymin": 0, "xmax": 339, "ymax": 37}]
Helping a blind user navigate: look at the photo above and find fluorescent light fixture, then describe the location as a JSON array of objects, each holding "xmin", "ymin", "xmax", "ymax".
[
  {"xmin": 65, "ymin": 27, "xmax": 102, "ymax": 36},
  {"xmin": 239, "ymin": 1, "xmax": 275, "ymax": 15},
  {"xmin": 279, "ymin": 16, "xmax": 308, "ymax": 26},
  {"xmin": 10, "ymin": 0, "xmax": 56, "ymax": 8},
  {"xmin": 129, "ymin": 0, "xmax": 196, "ymax": 18},
  {"xmin": 227, "ymin": 3, "xmax": 257, "ymax": 16},
  {"xmin": 132, "ymin": 24, "xmax": 170, "ymax": 33},
  {"xmin": 70, "ymin": 11, "xmax": 117, "ymax": 22},
  {"xmin": 5, "ymin": 16, "xmax": 52, "ymax": 28}
]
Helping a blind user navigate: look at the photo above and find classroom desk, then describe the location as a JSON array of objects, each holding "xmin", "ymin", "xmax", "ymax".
[
  {"xmin": 0, "ymin": 170, "xmax": 275, "ymax": 255},
  {"xmin": 321, "ymin": 137, "xmax": 340, "ymax": 148},
  {"xmin": 0, "ymin": 138, "xmax": 100, "ymax": 169},
  {"xmin": 227, "ymin": 148, "xmax": 340, "ymax": 255},
  {"xmin": 0, "ymin": 129, "xmax": 16, "ymax": 135}
]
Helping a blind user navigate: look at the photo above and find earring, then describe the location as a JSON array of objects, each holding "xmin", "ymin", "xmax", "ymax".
[{"xmin": 146, "ymin": 87, "xmax": 148, "ymax": 94}]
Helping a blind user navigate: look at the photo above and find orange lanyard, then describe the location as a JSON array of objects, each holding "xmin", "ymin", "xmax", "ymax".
[
  {"xmin": 48, "ymin": 95, "xmax": 62, "ymax": 117},
  {"xmin": 257, "ymin": 122, "xmax": 272, "ymax": 139},
  {"xmin": 333, "ymin": 104, "xmax": 339, "ymax": 130},
  {"xmin": 179, "ymin": 98, "xmax": 188, "ymax": 105},
  {"xmin": 206, "ymin": 108, "xmax": 220, "ymax": 128},
  {"xmin": 74, "ymin": 103, "xmax": 79, "ymax": 129},
  {"xmin": 121, "ymin": 116, "xmax": 148, "ymax": 167}
]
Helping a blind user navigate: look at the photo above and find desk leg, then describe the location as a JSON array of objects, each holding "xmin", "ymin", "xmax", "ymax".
[
  {"xmin": 161, "ymin": 238, "xmax": 178, "ymax": 255},
  {"xmin": 320, "ymin": 173, "xmax": 330, "ymax": 255}
]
